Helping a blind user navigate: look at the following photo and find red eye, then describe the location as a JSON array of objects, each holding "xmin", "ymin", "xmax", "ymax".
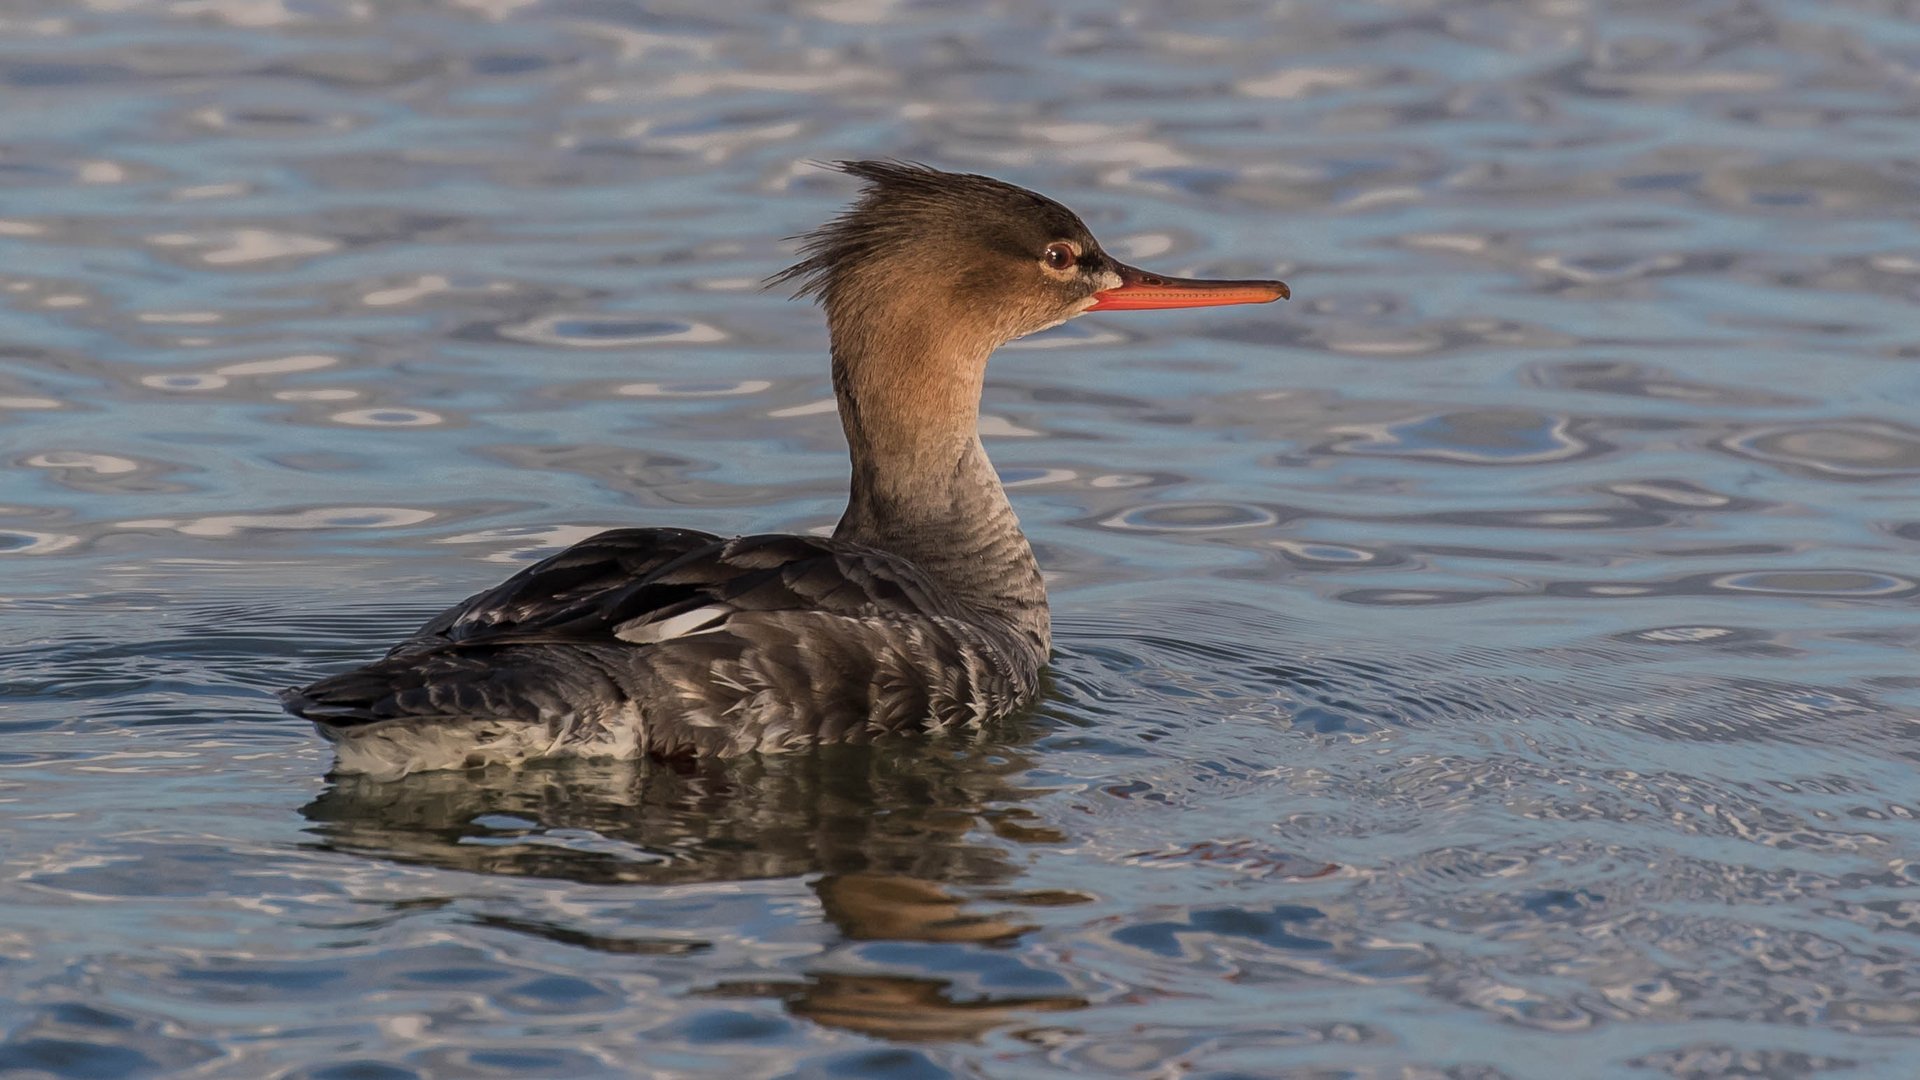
[{"xmin": 1044, "ymin": 242, "xmax": 1076, "ymax": 270}]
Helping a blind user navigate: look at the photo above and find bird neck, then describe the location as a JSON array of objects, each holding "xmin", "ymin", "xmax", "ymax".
[{"xmin": 827, "ymin": 318, "xmax": 1049, "ymax": 655}]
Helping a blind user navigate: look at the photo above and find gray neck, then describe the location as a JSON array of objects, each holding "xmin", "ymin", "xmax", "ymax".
[{"xmin": 829, "ymin": 343, "xmax": 1050, "ymax": 657}]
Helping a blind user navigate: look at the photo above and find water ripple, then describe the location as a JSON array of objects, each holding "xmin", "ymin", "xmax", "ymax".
[
  {"xmin": 1720, "ymin": 420, "xmax": 1920, "ymax": 480},
  {"xmin": 499, "ymin": 315, "xmax": 728, "ymax": 348}
]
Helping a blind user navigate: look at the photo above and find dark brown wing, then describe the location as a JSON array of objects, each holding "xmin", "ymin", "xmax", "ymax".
[
  {"xmin": 281, "ymin": 528, "xmax": 984, "ymax": 735},
  {"xmin": 411, "ymin": 526, "xmax": 722, "ymax": 644},
  {"xmin": 424, "ymin": 530, "xmax": 966, "ymax": 646}
]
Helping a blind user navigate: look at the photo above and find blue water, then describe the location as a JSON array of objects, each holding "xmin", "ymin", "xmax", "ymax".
[{"xmin": 4, "ymin": 2, "xmax": 1919, "ymax": 1077}]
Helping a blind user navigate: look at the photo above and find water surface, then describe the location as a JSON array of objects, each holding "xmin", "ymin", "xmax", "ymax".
[{"xmin": 4, "ymin": 1, "xmax": 1920, "ymax": 1077}]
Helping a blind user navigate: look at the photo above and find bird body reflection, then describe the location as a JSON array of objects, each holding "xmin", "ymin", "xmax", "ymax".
[{"xmin": 301, "ymin": 739, "xmax": 1090, "ymax": 1041}]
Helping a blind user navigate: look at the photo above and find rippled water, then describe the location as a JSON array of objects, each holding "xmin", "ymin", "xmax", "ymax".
[{"xmin": 4, "ymin": 1, "xmax": 1920, "ymax": 1076}]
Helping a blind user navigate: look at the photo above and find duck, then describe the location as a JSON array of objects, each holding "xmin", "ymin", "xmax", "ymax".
[{"xmin": 283, "ymin": 161, "xmax": 1289, "ymax": 778}]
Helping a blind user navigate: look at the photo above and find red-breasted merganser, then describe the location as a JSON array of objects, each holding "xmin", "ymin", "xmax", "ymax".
[{"xmin": 284, "ymin": 161, "xmax": 1289, "ymax": 778}]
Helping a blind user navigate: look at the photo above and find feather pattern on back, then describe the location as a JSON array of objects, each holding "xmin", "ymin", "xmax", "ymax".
[{"xmin": 283, "ymin": 528, "xmax": 1046, "ymax": 777}]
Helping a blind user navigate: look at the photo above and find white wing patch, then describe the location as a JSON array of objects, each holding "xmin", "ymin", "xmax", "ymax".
[{"xmin": 614, "ymin": 603, "xmax": 733, "ymax": 644}]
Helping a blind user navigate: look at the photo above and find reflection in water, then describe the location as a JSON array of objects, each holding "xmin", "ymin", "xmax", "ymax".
[
  {"xmin": 302, "ymin": 741, "xmax": 1038, "ymax": 886},
  {"xmin": 703, "ymin": 875, "xmax": 1084, "ymax": 1042},
  {"xmin": 301, "ymin": 741, "xmax": 1089, "ymax": 1040},
  {"xmin": 772, "ymin": 971, "xmax": 1080, "ymax": 1043}
]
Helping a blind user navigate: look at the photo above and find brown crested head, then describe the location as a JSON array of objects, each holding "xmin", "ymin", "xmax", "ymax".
[
  {"xmin": 770, "ymin": 160, "xmax": 1121, "ymax": 347},
  {"xmin": 771, "ymin": 161, "xmax": 1289, "ymax": 350}
]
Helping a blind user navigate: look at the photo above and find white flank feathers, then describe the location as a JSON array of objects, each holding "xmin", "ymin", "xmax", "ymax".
[{"xmin": 613, "ymin": 604, "xmax": 732, "ymax": 644}]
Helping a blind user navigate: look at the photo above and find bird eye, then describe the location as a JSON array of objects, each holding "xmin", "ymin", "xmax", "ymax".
[{"xmin": 1043, "ymin": 242, "xmax": 1077, "ymax": 270}]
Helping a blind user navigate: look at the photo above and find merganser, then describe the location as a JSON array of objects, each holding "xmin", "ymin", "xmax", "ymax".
[{"xmin": 284, "ymin": 161, "xmax": 1289, "ymax": 778}]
